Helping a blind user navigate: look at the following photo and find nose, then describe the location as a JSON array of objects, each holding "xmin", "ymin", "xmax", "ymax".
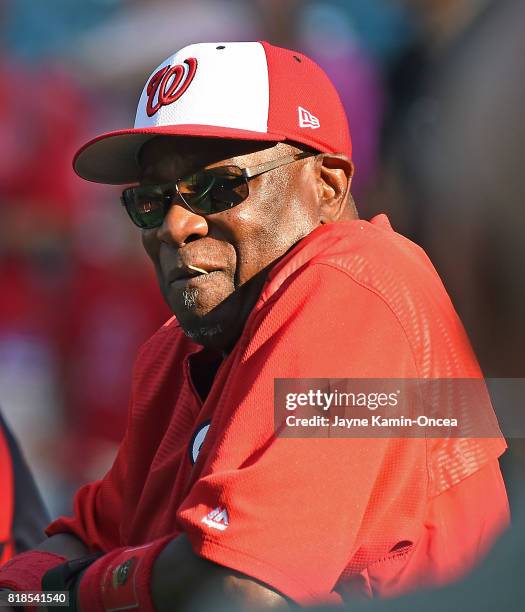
[{"xmin": 155, "ymin": 201, "xmax": 209, "ymax": 246}]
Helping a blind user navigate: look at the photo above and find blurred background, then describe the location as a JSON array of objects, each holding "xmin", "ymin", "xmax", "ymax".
[{"xmin": 0, "ymin": 0, "xmax": 524, "ymax": 529}]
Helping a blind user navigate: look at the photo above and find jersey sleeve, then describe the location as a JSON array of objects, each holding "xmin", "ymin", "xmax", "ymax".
[{"xmin": 177, "ymin": 263, "xmax": 427, "ymax": 604}]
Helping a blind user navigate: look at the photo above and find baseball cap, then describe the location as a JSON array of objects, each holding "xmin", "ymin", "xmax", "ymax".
[{"xmin": 74, "ymin": 41, "xmax": 352, "ymax": 184}]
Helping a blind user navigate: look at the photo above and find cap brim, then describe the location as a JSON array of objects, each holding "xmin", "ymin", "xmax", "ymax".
[{"xmin": 73, "ymin": 125, "xmax": 287, "ymax": 184}]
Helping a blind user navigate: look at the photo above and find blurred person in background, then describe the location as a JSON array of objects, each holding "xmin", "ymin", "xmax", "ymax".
[
  {"xmin": 370, "ymin": 0, "xmax": 525, "ymax": 503},
  {"xmin": 375, "ymin": 0, "xmax": 525, "ymax": 379},
  {"xmin": 0, "ymin": 411, "xmax": 49, "ymax": 565}
]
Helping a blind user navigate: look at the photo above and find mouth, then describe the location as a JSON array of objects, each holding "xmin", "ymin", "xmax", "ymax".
[
  {"xmin": 168, "ymin": 265, "xmax": 221, "ymax": 287},
  {"xmin": 187, "ymin": 264, "xmax": 208, "ymax": 275}
]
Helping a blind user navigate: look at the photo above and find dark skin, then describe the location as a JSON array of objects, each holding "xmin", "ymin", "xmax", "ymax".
[
  {"xmin": 140, "ymin": 136, "xmax": 356, "ymax": 352},
  {"xmin": 2, "ymin": 137, "xmax": 355, "ymax": 611}
]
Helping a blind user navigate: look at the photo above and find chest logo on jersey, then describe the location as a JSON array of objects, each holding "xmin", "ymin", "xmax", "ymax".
[{"xmin": 189, "ymin": 420, "xmax": 211, "ymax": 465}]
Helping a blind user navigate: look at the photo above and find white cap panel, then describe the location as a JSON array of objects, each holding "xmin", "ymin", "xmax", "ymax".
[{"xmin": 134, "ymin": 42, "xmax": 269, "ymax": 133}]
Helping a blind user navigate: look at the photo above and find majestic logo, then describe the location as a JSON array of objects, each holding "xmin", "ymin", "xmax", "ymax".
[
  {"xmin": 112, "ymin": 557, "xmax": 136, "ymax": 589},
  {"xmin": 201, "ymin": 506, "xmax": 229, "ymax": 531},
  {"xmin": 145, "ymin": 57, "xmax": 198, "ymax": 117},
  {"xmin": 190, "ymin": 420, "xmax": 211, "ymax": 465},
  {"xmin": 298, "ymin": 106, "xmax": 320, "ymax": 129}
]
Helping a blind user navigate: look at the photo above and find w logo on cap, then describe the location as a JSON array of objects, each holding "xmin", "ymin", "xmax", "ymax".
[
  {"xmin": 298, "ymin": 106, "xmax": 320, "ymax": 129},
  {"xmin": 146, "ymin": 58, "xmax": 198, "ymax": 117}
]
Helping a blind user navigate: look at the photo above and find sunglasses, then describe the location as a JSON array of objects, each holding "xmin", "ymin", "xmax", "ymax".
[{"xmin": 121, "ymin": 151, "xmax": 316, "ymax": 229}]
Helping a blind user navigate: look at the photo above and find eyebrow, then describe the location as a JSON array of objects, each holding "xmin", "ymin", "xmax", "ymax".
[{"xmin": 138, "ymin": 153, "xmax": 198, "ymax": 184}]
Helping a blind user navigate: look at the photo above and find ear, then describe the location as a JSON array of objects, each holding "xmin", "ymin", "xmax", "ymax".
[{"xmin": 316, "ymin": 154, "xmax": 355, "ymax": 223}]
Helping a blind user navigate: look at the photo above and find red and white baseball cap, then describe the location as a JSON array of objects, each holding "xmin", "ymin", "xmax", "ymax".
[{"xmin": 74, "ymin": 41, "xmax": 352, "ymax": 184}]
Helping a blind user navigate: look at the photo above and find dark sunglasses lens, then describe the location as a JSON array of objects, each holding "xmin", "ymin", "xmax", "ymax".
[
  {"xmin": 178, "ymin": 166, "xmax": 248, "ymax": 214},
  {"xmin": 122, "ymin": 186, "xmax": 172, "ymax": 229}
]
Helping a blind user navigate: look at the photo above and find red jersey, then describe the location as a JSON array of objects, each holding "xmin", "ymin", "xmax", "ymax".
[{"xmin": 47, "ymin": 216, "xmax": 508, "ymax": 605}]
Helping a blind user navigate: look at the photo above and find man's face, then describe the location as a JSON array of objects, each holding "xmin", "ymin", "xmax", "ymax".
[{"xmin": 139, "ymin": 137, "xmax": 321, "ymax": 351}]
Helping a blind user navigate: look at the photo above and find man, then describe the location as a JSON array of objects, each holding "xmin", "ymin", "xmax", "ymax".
[{"xmin": 0, "ymin": 42, "xmax": 509, "ymax": 610}]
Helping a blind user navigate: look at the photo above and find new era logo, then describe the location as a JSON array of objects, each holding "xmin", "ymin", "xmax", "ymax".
[
  {"xmin": 298, "ymin": 106, "xmax": 320, "ymax": 129},
  {"xmin": 201, "ymin": 506, "xmax": 229, "ymax": 531}
]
